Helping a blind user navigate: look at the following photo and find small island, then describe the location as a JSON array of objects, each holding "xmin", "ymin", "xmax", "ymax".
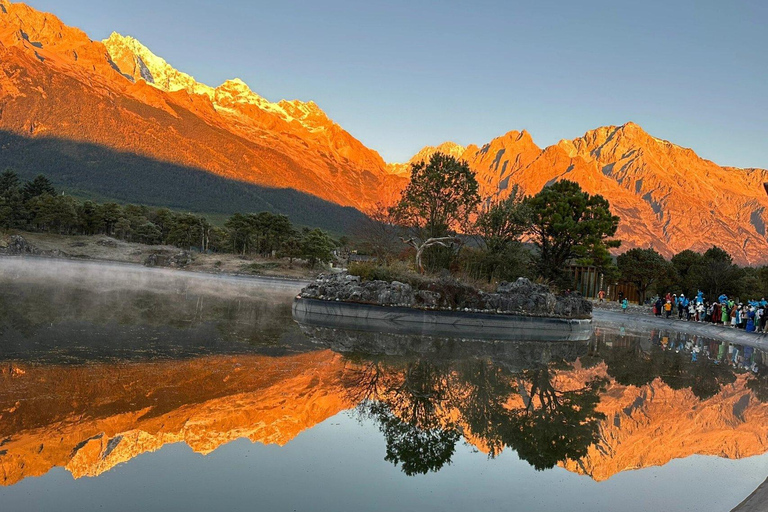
[{"xmin": 293, "ymin": 273, "xmax": 593, "ymax": 342}]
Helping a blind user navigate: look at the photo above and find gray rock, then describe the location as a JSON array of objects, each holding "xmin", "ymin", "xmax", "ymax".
[
  {"xmin": 0, "ymin": 235, "xmax": 35, "ymax": 255},
  {"xmin": 299, "ymin": 273, "xmax": 591, "ymax": 319}
]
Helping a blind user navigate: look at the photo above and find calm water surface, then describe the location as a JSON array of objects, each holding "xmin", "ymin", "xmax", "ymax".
[{"xmin": 0, "ymin": 259, "xmax": 766, "ymax": 512}]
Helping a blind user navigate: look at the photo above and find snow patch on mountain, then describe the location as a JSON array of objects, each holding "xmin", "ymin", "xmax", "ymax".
[{"xmin": 103, "ymin": 32, "xmax": 328, "ymax": 133}]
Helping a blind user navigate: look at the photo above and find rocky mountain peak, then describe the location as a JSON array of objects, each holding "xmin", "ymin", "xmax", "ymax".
[{"xmin": 103, "ymin": 32, "xmax": 213, "ymax": 96}]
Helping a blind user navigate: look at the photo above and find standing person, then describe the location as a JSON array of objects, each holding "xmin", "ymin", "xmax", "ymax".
[
  {"xmin": 722, "ymin": 302, "xmax": 730, "ymax": 325},
  {"xmin": 655, "ymin": 297, "xmax": 663, "ymax": 317},
  {"xmin": 747, "ymin": 306, "xmax": 756, "ymax": 332},
  {"xmin": 618, "ymin": 291, "xmax": 624, "ymax": 304},
  {"xmin": 622, "ymin": 297, "xmax": 629, "ymax": 313},
  {"xmin": 598, "ymin": 289, "xmax": 605, "ymax": 303},
  {"xmin": 664, "ymin": 300, "xmax": 672, "ymax": 318}
]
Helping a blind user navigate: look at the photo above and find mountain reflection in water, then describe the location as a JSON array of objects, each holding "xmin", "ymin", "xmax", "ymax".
[{"xmin": 0, "ymin": 261, "xmax": 767, "ymax": 498}]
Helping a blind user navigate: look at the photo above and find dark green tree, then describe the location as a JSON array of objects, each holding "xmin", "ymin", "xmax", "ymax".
[
  {"xmin": 27, "ymin": 194, "xmax": 79, "ymax": 234},
  {"xmin": 280, "ymin": 232, "xmax": 304, "ymax": 267},
  {"xmin": 393, "ymin": 152, "xmax": 480, "ymax": 238},
  {"xmin": 670, "ymin": 250, "xmax": 704, "ymax": 297},
  {"xmin": 22, "ymin": 175, "xmax": 56, "ymax": 201},
  {"xmin": 301, "ymin": 228, "xmax": 335, "ymax": 268},
  {"xmin": 473, "ymin": 186, "xmax": 530, "ymax": 282},
  {"xmin": 526, "ymin": 180, "xmax": 619, "ymax": 284},
  {"xmin": 98, "ymin": 203, "xmax": 123, "ymax": 236},
  {"xmin": 617, "ymin": 248, "xmax": 671, "ymax": 304},
  {"xmin": 133, "ymin": 221, "xmax": 162, "ymax": 245},
  {"xmin": 0, "ymin": 169, "xmax": 24, "ymax": 229},
  {"xmin": 694, "ymin": 246, "xmax": 744, "ymax": 299}
]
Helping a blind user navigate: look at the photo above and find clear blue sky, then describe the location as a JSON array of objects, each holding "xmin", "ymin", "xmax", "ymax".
[{"xmin": 23, "ymin": 0, "xmax": 768, "ymax": 167}]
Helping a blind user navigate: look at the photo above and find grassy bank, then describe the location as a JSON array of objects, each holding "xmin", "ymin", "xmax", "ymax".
[{"xmin": 0, "ymin": 231, "xmax": 319, "ymax": 280}]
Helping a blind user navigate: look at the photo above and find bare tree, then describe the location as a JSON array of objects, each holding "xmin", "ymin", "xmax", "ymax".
[{"xmin": 401, "ymin": 236, "xmax": 461, "ymax": 274}]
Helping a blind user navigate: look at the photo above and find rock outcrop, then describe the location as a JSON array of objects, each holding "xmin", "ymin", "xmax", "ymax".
[
  {"xmin": 143, "ymin": 249, "xmax": 192, "ymax": 268},
  {"xmin": 0, "ymin": 235, "xmax": 33, "ymax": 255},
  {"xmin": 298, "ymin": 273, "xmax": 592, "ymax": 319},
  {"xmin": 0, "ymin": 234, "xmax": 68, "ymax": 258}
]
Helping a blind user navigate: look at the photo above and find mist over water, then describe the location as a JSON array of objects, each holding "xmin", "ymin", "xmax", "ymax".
[
  {"xmin": 0, "ymin": 256, "xmax": 306, "ymax": 298},
  {"xmin": 0, "ymin": 256, "xmax": 766, "ymax": 512},
  {"xmin": 0, "ymin": 257, "xmax": 309, "ymax": 363}
]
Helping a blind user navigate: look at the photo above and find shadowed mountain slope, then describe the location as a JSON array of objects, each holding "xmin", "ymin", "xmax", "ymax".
[{"xmin": 0, "ymin": 131, "xmax": 368, "ymax": 233}]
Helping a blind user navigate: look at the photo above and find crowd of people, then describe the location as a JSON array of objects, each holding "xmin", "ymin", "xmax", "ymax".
[{"xmin": 652, "ymin": 292, "xmax": 768, "ymax": 333}]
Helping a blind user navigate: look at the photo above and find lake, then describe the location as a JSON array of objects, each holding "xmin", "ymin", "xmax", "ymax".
[{"xmin": 0, "ymin": 258, "xmax": 766, "ymax": 512}]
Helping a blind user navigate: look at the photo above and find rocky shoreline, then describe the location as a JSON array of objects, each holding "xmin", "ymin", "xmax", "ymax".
[{"xmin": 298, "ymin": 273, "xmax": 592, "ymax": 319}]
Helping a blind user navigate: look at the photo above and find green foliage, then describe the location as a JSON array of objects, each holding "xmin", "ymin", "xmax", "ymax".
[
  {"xmin": 694, "ymin": 246, "xmax": 744, "ymax": 299},
  {"xmin": 0, "ymin": 170, "xmax": 336, "ymax": 266},
  {"xmin": 393, "ymin": 152, "xmax": 481, "ymax": 239},
  {"xmin": 348, "ymin": 261, "xmax": 411, "ymax": 283},
  {"xmin": 670, "ymin": 249, "xmax": 704, "ymax": 297},
  {"xmin": 22, "ymin": 174, "xmax": 56, "ymax": 202},
  {"xmin": 300, "ymin": 228, "xmax": 336, "ymax": 268},
  {"xmin": 0, "ymin": 131, "xmax": 368, "ymax": 236},
  {"xmin": 458, "ymin": 245, "xmax": 532, "ymax": 284},
  {"xmin": 526, "ymin": 180, "xmax": 619, "ymax": 286},
  {"xmin": 0, "ymin": 169, "xmax": 26, "ymax": 229},
  {"xmin": 472, "ymin": 186, "xmax": 531, "ymax": 282},
  {"xmin": 617, "ymin": 248, "xmax": 671, "ymax": 304}
]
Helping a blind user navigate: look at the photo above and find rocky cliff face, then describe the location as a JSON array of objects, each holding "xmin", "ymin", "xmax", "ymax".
[
  {"xmin": 0, "ymin": 352, "xmax": 351, "ymax": 485},
  {"xmin": 558, "ymin": 363, "xmax": 768, "ymax": 481}
]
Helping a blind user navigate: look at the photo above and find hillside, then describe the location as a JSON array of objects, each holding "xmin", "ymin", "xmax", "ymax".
[
  {"xmin": 0, "ymin": 0, "xmax": 403, "ymax": 231},
  {"xmin": 0, "ymin": 1, "xmax": 766, "ymax": 260}
]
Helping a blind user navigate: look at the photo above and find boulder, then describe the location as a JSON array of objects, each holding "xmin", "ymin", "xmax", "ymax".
[
  {"xmin": 0, "ymin": 235, "xmax": 35, "ymax": 255},
  {"xmin": 143, "ymin": 250, "xmax": 191, "ymax": 268}
]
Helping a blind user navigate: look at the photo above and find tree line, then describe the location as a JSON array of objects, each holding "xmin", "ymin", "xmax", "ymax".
[
  {"xmin": 0, "ymin": 170, "xmax": 336, "ymax": 266},
  {"xmin": 618, "ymin": 245, "xmax": 768, "ymax": 304},
  {"xmin": 354, "ymin": 152, "xmax": 620, "ymax": 288}
]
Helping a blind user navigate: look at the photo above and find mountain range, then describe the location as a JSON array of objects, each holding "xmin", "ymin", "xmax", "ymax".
[{"xmin": 1, "ymin": 0, "xmax": 767, "ymax": 262}]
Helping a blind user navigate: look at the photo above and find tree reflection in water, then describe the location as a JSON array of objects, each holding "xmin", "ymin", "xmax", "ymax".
[
  {"xmin": 339, "ymin": 342, "xmax": 606, "ymax": 475},
  {"xmin": 304, "ymin": 323, "xmax": 768, "ymax": 477}
]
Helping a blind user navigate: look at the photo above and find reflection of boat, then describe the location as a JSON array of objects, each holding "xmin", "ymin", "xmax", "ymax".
[{"xmin": 292, "ymin": 297, "xmax": 593, "ymax": 342}]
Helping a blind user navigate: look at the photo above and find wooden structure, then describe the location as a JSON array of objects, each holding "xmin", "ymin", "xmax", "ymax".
[{"xmin": 564, "ymin": 265, "xmax": 641, "ymax": 303}]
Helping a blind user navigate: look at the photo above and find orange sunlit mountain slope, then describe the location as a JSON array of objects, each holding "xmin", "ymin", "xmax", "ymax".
[{"xmin": 1, "ymin": 1, "xmax": 767, "ymax": 261}]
